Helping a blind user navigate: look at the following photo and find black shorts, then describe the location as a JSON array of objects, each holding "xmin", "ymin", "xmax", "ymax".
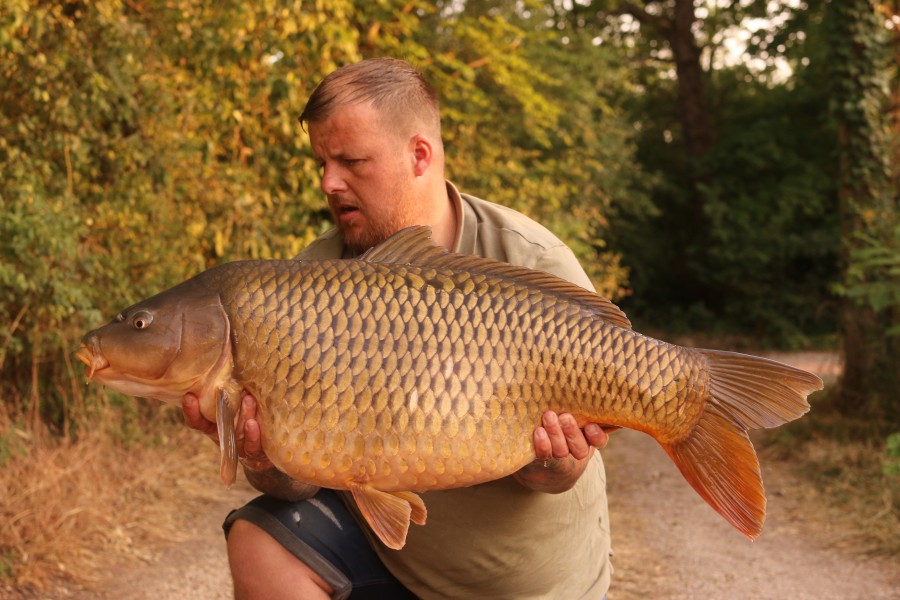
[{"xmin": 223, "ymin": 490, "xmax": 417, "ymax": 600}]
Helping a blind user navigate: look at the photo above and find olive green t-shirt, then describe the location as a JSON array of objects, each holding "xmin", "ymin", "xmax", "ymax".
[{"xmin": 298, "ymin": 182, "xmax": 612, "ymax": 599}]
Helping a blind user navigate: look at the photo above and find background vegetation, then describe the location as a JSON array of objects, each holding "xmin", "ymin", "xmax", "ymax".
[{"xmin": 1, "ymin": 0, "xmax": 898, "ymax": 590}]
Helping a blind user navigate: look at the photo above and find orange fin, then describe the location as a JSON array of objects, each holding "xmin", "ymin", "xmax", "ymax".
[
  {"xmin": 216, "ymin": 388, "xmax": 237, "ymax": 488},
  {"xmin": 349, "ymin": 484, "xmax": 426, "ymax": 550},
  {"xmin": 393, "ymin": 491, "xmax": 427, "ymax": 525},
  {"xmin": 664, "ymin": 406, "xmax": 766, "ymax": 539},
  {"xmin": 698, "ymin": 350, "xmax": 822, "ymax": 428},
  {"xmin": 664, "ymin": 350, "xmax": 822, "ymax": 539}
]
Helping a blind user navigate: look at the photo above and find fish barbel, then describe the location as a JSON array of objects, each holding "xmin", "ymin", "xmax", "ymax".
[{"xmin": 76, "ymin": 226, "xmax": 822, "ymax": 549}]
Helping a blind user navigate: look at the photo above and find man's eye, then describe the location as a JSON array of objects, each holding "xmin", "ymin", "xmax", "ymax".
[{"xmin": 344, "ymin": 159, "xmax": 362, "ymax": 167}]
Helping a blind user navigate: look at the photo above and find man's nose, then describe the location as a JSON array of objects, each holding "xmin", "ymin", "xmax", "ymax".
[{"xmin": 320, "ymin": 165, "xmax": 347, "ymax": 195}]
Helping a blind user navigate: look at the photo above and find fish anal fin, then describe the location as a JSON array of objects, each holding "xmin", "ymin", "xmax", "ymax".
[
  {"xmin": 349, "ymin": 484, "xmax": 425, "ymax": 550},
  {"xmin": 393, "ymin": 491, "xmax": 427, "ymax": 525},
  {"xmin": 663, "ymin": 406, "xmax": 765, "ymax": 540},
  {"xmin": 216, "ymin": 388, "xmax": 238, "ymax": 488}
]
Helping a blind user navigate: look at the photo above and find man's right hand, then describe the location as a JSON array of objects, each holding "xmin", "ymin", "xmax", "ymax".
[
  {"xmin": 182, "ymin": 391, "xmax": 274, "ymax": 473},
  {"xmin": 182, "ymin": 391, "xmax": 319, "ymax": 501}
]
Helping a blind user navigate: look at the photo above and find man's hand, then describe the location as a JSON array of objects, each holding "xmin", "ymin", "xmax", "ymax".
[
  {"xmin": 512, "ymin": 411, "xmax": 610, "ymax": 494},
  {"xmin": 182, "ymin": 391, "xmax": 273, "ymax": 472},
  {"xmin": 182, "ymin": 391, "xmax": 319, "ymax": 501}
]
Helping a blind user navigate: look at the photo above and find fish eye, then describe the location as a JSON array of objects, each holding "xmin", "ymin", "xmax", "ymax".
[{"xmin": 132, "ymin": 311, "xmax": 153, "ymax": 330}]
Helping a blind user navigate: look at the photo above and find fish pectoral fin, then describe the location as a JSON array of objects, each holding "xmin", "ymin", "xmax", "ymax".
[
  {"xmin": 349, "ymin": 484, "xmax": 426, "ymax": 550},
  {"xmin": 216, "ymin": 388, "xmax": 238, "ymax": 488}
]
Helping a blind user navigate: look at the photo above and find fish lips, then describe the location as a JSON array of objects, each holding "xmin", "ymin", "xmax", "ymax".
[{"xmin": 75, "ymin": 340, "xmax": 109, "ymax": 381}]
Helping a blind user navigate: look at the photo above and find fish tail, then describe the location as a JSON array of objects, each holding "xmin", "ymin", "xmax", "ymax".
[{"xmin": 661, "ymin": 350, "xmax": 822, "ymax": 539}]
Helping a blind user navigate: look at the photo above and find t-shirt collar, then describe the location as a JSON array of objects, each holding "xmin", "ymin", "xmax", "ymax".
[{"xmin": 447, "ymin": 180, "xmax": 477, "ymax": 255}]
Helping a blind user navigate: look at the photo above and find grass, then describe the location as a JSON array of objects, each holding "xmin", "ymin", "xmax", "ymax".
[
  {"xmin": 758, "ymin": 388, "xmax": 900, "ymax": 556},
  {"xmin": 0, "ymin": 405, "xmax": 232, "ymax": 595}
]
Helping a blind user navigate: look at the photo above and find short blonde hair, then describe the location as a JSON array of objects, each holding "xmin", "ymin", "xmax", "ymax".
[{"xmin": 299, "ymin": 57, "xmax": 441, "ymax": 138}]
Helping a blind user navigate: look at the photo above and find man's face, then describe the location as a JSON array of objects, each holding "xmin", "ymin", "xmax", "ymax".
[{"xmin": 309, "ymin": 102, "xmax": 424, "ymax": 253}]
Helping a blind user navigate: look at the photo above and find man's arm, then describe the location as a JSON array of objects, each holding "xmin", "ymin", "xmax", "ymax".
[{"xmin": 182, "ymin": 393, "xmax": 319, "ymax": 502}]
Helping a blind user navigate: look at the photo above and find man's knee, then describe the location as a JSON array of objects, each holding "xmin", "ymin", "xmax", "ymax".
[{"xmin": 227, "ymin": 518, "xmax": 334, "ymax": 600}]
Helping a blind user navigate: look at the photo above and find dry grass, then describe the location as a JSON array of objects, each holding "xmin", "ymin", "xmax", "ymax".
[
  {"xmin": 759, "ymin": 398, "xmax": 900, "ymax": 557},
  {"xmin": 0, "ymin": 406, "xmax": 230, "ymax": 595}
]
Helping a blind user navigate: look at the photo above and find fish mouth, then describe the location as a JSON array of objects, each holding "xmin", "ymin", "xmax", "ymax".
[{"xmin": 75, "ymin": 345, "xmax": 109, "ymax": 381}]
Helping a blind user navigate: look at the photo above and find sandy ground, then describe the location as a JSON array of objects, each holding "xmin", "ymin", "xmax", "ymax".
[
  {"xmin": 30, "ymin": 351, "xmax": 900, "ymax": 600},
  {"xmin": 605, "ymin": 429, "xmax": 899, "ymax": 599}
]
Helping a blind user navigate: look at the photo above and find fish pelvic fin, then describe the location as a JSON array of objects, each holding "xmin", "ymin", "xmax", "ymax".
[
  {"xmin": 664, "ymin": 350, "xmax": 822, "ymax": 540},
  {"xmin": 216, "ymin": 387, "xmax": 238, "ymax": 488},
  {"xmin": 349, "ymin": 484, "xmax": 427, "ymax": 550}
]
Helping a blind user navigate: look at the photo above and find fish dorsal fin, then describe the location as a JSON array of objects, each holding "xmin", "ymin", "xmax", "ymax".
[
  {"xmin": 358, "ymin": 226, "xmax": 632, "ymax": 330},
  {"xmin": 358, "ymin": 225, "xmax": 448, "ymax": 265}
]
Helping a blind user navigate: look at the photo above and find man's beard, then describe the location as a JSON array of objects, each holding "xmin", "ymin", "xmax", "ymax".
[
  {"xmin": 334, "ymin": 185, "xmax": 419, "ymax": 254},
  {"xmin": 339, "ymin": 217, "xmax": 400, "ymax": 255}
]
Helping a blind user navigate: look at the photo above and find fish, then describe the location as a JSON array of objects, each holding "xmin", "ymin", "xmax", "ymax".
[{"xmin": 76, "ymin": 226, "xmax": 822, "ymax": 549}]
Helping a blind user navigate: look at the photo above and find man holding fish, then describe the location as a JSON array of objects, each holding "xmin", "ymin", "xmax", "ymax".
[{"xmin": 184, "ymin": 58, "xmax": 614, "ymax": 599}]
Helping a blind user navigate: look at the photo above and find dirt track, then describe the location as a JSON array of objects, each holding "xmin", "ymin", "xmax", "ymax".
[
  {"xmin": 605, "ymin": 429, "xmax": 898, "ymax": 599},
  {"xmin": 71, "ymin": 352, "xmax": 899, "ymax": 600}
]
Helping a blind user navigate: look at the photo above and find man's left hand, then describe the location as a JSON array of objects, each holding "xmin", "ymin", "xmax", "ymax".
[{"xmin": 512, "ymin": 411, "xmax": 610, "ymax": 493}]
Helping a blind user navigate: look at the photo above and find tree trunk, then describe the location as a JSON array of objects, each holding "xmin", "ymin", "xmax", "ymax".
[
  {"xmin": 830, "ymin": 0, "xmax": 900, "ymax": 428},
  {"xmin": 669, "ymin": 0, "xmax": 714, "ymax": 160}
]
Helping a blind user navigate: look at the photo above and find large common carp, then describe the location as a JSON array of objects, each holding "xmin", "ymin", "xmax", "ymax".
[{"xmin": 76, "ymin": 226, "xmax": 822, "ymax": 549}]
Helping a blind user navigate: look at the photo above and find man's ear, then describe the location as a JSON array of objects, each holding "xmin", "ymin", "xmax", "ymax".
[{"xmin": 410, "ymin": 134, "xmax": 434, "ymax": 176}]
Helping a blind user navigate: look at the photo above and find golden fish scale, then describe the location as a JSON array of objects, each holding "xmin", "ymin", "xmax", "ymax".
[{"xmin": 209, "ymin": 260, "xmax": 709, "ymax": 492}]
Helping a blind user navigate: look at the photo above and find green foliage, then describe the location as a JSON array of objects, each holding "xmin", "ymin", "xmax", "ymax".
[
  {"xmin": 695, "ymin": 69, "xmax": 840, "ymax": 341},
  {"xmin": 1, "ymin": 0, "xmax": 641, "ymax": 436},
  {"xmin": 0, "ymin": 0, "xmax": 357, "ymax": 427},
  {"xmin": 0, "ymin": 425, "xmax": 28, "ymax": 469},
  {"xmin": 592, "ymin": 0, "xmax": 842, "ymax": 343},
  {"xmin": 886, "ymin": 432, "xmax": 900, "ymax": 477},
  {"xmin": 837, "ymin": 224, "xmax": 900, "ymax": 334},
  {"xmin": 826, "ymin": 0, "xmax": 899, "ymax": 425},
  {"xmin": 416, "ymin": 1, "xmax": 648, "ymax": 295},
  {"xmin": 828, "ymin": 0, "xmax": 897, "ymax": 321}
]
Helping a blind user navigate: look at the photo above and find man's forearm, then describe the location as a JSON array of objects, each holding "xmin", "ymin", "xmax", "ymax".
[
  {"xmin": 512, "ymin": 451, "xmax": 593, "ymax": 494},
  {"xmin": 243, "ymin": 465, "xmax": 321, "ymax": 502}
]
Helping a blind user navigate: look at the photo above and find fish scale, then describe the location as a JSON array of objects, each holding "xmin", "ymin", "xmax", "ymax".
[
  {"xmin": 77, "ymin": 226, "xmax": 822, "ymax": 550},
  {"xmin": 230, "ymin": 257, "xmax": 671, "ymax": 486}
]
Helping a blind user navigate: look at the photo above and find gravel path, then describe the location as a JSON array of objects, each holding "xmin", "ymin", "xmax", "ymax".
[
  {"xmin": 66, "ymin": 486, "xmax": 257, "ymax": 600},
  {"xmin": 57, "ymin": 352, "xmax": 898, "ymax": 600},
  {"xmin": 605, "ymin": 429, "xmax": 899, "ymax": 599},
  {"xmin": 606, "ymin": 351, "xmax": 897, "ymax": 600}
]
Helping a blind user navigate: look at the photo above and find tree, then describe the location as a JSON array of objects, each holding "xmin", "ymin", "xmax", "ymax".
[
  {"xmin": 829, "ymin": 0, "xmax": 900, "ymax": 427},
  {"xmin": 1, "ymin": 0, "xmax": 645, "ymax": 435},
  {"xmin": 564, "ymin": 1, "xmax": 841, "ymax": 342}
]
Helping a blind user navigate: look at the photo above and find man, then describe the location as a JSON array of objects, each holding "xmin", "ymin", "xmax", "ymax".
[{"xmin": 184, "ymin": 57, "xmax": 613, "ymax": 599}]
